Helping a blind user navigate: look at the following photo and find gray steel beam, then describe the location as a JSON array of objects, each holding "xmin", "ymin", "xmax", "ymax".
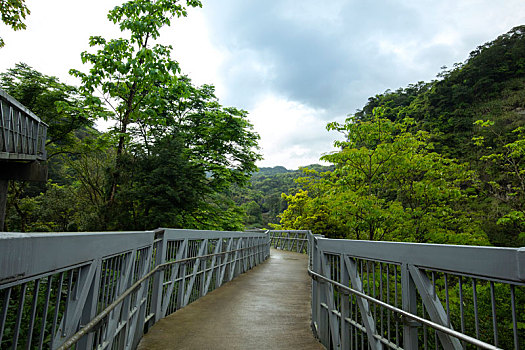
[
  {"xmin": 0, "ymin": 231, "xmax": 155, "ymax": 286},
  {"xmin": 409, "ymin": 265, "xmax": 462, "ymax": 350},
  {"xmin": 0, "ymin": 89, "xmax": 47, "ymax": 161},
  {"xmin": 401, "ymin": 263, "xmax": 418, "ymax": 349},
  {"xmin": 317, "ymin": 238, "xmax": 525, "ymax": 283},
  {"xmin": 344, "ymin": 255, "xmax": 382, "ymax": 350}
]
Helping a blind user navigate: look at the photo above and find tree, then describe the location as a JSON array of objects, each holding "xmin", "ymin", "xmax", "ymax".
[
  {"xmin": 2, "ymin": 2, "xmax": 262, "ymax": 232},
  {"xmin": 0, "ymin": 0, "xmax": 30, "ymax": 47},
  {"xmin": 278, "ymin": 108, "xmax": 489, "ymax": 245},
  {"xmin": 151, "ymin": 78, "xmax": 261, "ymax": 190},
  {"xmin": 70, "ymin": 0, "xmax": 262, "ymax": 230},
  {"xmin": 107, "ymin": 77, "xmax": 261, "ymax": 231},
  {"xmin": 473, "ymin": 120, "xmax": 525, "ymax": 246},
  {"xmin": 70, "ymin": 0, "xmax": 203, "ymax": 202}
]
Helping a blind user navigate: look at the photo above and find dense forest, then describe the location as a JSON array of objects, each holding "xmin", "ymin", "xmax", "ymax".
[
  {"xmin": 1, "ymin": 0, "xmax": 262, "ymax": 232},
  {"xmin": 233, "ymin": 164, "xmax": 332, "ymax": 229},
  {"xmin": 276, "ymin": 26, "xmax": 525, "ymax": 247},
  {"xmin": 1, "ymin": 0, "xmax": 524, "ymax": 250}
]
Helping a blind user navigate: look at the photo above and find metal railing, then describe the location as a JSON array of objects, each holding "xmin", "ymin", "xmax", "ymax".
[
  {"xmin": 0, "ymin": 89, "xmax": 47, "ymax": 161},
  {"xmin": 0, "ymin": 228, "xmax": 269, "ymax": 349},
  {"xmin": 309, "ymin": 234, "xmax": 525, "ymax": 350},
  {"xmin": 269, "ymin": 230, "xmax": 309, "ymax": 254},
  {"xmin": 2, "ymin": 227, "xmax": 523, "ymax": 349}
]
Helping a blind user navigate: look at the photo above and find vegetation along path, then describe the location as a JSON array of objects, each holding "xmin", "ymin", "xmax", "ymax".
[{"xmin": 138, "ymin": 249, "xmax": 324, "ymax": 350}]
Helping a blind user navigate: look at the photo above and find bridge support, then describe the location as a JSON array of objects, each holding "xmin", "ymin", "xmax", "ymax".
[
  {"xmin": 0, "ymin": 160, "xmax": 48, "ymax": 231},
  {"xmin": 1, "ymin": 89, "xmax": 49, "ymax": 231},
  {"xmin": 0, "ymin": 160, "xmax": 48, "ymax": 181}
]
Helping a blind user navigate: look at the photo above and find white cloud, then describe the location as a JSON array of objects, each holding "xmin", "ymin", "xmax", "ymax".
[
  {"xmin": 165, "ymin": 9, "xmax": 225, "ymax": 91},
  {"xmin": 249, "ymin": 94, "xmax": 343, "ymax": 169},
  {"xmin": 0, "ymin": 0, "xmax": 122, "ymax": 85}
]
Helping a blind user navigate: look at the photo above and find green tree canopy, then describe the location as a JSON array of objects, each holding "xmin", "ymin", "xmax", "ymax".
[
  {"xmin": 67, "ymin": 0, "xmax": 261, "ymax": 230},
  {"xmin": 278, "ymin": 108, "xmax": 489, "ymax": 245},
  {"xmin": 0, "ymin": 0, "xmax": 30, "ymax": 47},
  {"xmin": 108, "ymin": 77, "xmax": 261, "ymax": 230},
  {"xmin": 70, "ymin": 0, "xmax": 203, "ymax": 201}
]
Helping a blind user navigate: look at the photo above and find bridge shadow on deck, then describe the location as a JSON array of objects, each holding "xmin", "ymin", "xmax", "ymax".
[{"xmin": 138, "ymin": 248, "xmax": 324, "ymax": 350}]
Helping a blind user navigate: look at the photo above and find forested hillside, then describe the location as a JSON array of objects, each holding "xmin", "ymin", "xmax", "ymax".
[
  {"xmin": 277, "ymin": 26, "xmax": 525, "ymax": 247},
  {"xmin": 232, "ymin": 165, "xmax": 333, "ymax": 229}
]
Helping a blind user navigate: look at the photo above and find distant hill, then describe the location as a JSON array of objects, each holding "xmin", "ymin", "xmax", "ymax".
[
  {"xmin": 254, "ymin": 166, "xmax": 292, "ymax": 176},
  {"xmin": 234, "ymin": 164, "xmax": 333, "ymax": 229},
  {"xmin": 355, "ymin": 25, "xmax": 525, "ymax": 161}
]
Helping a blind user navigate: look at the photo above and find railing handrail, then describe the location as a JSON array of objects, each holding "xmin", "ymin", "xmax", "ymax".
[
  {"xmin": 0, "ymin": 228, "xmax": 270, "ymax": 349},
  {"xmin": 0, "ymin": 89, "xmax": 47, "ymax": 126},
  {"xmin": 0, "ymin": 88, "xmax": 48, "ymax": 161},
  {"xmin": 57, "ymin": 242, "xmax": 269, "ymax": 350},
  {"xmin": 308, "ymin": 268, "xmax": 500, "ymax": 350},
  {"xmin": 267, "ymin": 230, "xmax": 524, "ymax": 349},
  {"xmin": 2, "ymin": 229, "xmax": 523, "ymax": 349},
  {"xmin": 308, "ymin": 232, "xmax": 525, "ymax": 350},
  {"xmin": 315, "ymin": 236, "xmax": 525, "ymax": 284}
]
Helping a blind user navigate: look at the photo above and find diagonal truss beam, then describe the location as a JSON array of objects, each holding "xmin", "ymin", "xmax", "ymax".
[
  {"xmin": 52, "ymin": 263, "xmax": 99, "ymax": 349},
  {"xmin": 203, "ymin": 240, "xmax": 222, "ymax": 296},
  {"xmin": 409, "ymin": 265, "xmax": 462, "ymax": 350},
  {"xmin": 161, "ymin": 239, "xmax": 188, "ymax": 318},
  {"xmin": 183, "ymin": 239, "xmax": 208, "ymax": 307},
  {"xmin": 344, "ymin": 255, "xmax": 382, "ymax": 350}
]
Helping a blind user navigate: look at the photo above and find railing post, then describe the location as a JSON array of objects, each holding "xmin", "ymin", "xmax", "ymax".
[
  {"xmin": 310, "ymin": 234, "xmax": 326, "ymax": 343},
  {"xmin": 199, "ymin": 240, "xmax": 208, "ymax": 297},
  {"xmin": 340, "ymin": 256, "xmax": 350, "ymax": 350},
  {"xmin": 401, "ymin": 263, "xmax": 419, "ymax": 349},
  {"xmin": 76, "ymin": 261, "xmax": 102, "ymax": 350},
  {"xmin": 215, "ymin": 239, "xmax": 223, "ymax": 289},
  {"xmin": 150, "ymin": 229, "xmax": 166, "ymax": 324},
  {"xmin": 129, "ymin": 247, "xmax": 154, "ymax": 350},
  {"xmin": 267, "ymin": 232, "xmax": 271, "ymax": 258}
]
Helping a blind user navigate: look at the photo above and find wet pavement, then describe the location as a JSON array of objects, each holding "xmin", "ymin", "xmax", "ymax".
[{"xmin": 137, "ymin": 248, "xmax": 324, "ymax": 350}]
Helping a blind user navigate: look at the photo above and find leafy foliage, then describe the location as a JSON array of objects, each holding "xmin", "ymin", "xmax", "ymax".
[
  {"xmin": 0, "ymin": 0, "xmax": 30, "ymax": 47},
  {"xmin": 279, "ymin": 25, "xmax": 525, "ymax": 246},
  {"xmin": 232, "ymin": 165, "xmax": 333, "ymax": 229},
  {"xmin": 278, "ymin": 110, "xmax": 489, "ymax": 244},
  {"xmin": 474, "ymin": 120, "xmax": 525, "ymax": 244},
  {"xmin": 70, "ymin": 0, "xmax": 203, "ymax": 202}
]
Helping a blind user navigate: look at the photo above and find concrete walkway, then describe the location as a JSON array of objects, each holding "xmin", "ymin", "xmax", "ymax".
[{"xmin": 138, "ymin": 249, "xmax": 324, "ymax": 350}]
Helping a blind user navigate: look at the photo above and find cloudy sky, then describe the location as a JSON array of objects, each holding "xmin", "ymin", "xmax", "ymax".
[{"xmin": 1, "ymin": 0, "xmax": 524, "ymax": 169}]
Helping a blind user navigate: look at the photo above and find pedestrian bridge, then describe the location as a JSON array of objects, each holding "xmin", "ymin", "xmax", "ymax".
[
  {"xmin": 0, "ymin": 229, "xmax": 523, "ymax": 349},
  {"xmin": 0, "ymin": 88, "xmax": 48, "ymax": 229},
  {"xmin": 0, "ymin": 88, "xmax": 47, "ymax": 162}
]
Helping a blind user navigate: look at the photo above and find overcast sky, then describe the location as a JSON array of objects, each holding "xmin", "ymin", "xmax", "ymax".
[{"xmin": 1, "ymin": 1, "xmax": 524, "ymax": 169}]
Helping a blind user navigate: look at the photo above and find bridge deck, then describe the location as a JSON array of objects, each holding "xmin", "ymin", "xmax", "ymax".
[{"xmin": 138, "ymin": 248, "xmax": 324, "ymax": 350}]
